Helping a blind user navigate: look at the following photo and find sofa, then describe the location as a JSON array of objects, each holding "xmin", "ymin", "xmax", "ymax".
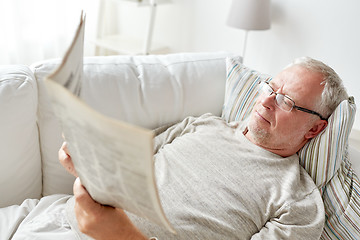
[{"xmin": 1, "ymin": 52, "xmax": 360, "ymax": 239}]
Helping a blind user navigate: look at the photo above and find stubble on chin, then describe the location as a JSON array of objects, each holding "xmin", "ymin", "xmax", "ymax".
[{"xmin": 247, "ymin": 120, "xmax": 270, "ymax": 145}]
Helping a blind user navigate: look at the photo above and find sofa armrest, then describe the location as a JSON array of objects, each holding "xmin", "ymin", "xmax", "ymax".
[{"xmin": 0, "ymin": 65, "xmax": 42, "ymax": 207}]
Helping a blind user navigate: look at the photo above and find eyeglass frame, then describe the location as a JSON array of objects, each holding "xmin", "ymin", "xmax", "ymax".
[{"xmin": 259, "ymin": 81, "xmax": 327, "ymax": 121}]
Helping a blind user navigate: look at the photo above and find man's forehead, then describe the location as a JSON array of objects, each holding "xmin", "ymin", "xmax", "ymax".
[
  {"xmin": 276, "ymin": 66, "xmax": 324, "ymax": 104},
  {"xmin": 272, "ymin": 65, "xmax": 318, "ymax": 87},
  {"xmin": 270, "ymin": 69, "xmax": 294, "ymax": 89}
]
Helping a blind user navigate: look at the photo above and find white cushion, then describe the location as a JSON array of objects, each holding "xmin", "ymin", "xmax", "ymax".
[
  {"xmin": 349, "ymin": 129, "xmax": 360, "ymax": 175},
  {"xmin": 31, "ymin": 52, "xmax": 234, "ymax": 195},
  {"xmin": 0, "ymin": 65, "xmax": 42, "ymax": 207},
  {"xmin": 32, "ymin": 63, "xmax": 76, "ymax": 196}
]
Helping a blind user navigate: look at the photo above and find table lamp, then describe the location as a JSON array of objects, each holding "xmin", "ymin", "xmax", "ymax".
[{"xmin": 227, "ymin": 0, "xmax": 271, "ymax": 62}]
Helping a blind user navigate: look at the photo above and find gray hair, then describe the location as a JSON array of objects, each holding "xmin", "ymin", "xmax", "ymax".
[{"xmin": 286, "ymin": 57, "xmax": 348, "ymax": 119}]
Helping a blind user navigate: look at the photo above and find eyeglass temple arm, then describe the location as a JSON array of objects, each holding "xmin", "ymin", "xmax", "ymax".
[{"xmin": 293, "ymin": 106, "xmax": 327, "ymax": 120}]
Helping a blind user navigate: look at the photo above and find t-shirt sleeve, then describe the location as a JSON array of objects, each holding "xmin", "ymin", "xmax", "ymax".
[{"xmin": 250, "ymin": 187, "xmax": 325, "ymax": 240}]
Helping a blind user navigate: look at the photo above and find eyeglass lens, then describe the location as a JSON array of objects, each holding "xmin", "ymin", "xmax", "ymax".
[
  {"xmin": 259, "ymin": 81, "xmax": 327, "ymax": 120},
  {"xmin": 261, "ymin": 82, "xmax": 293, "ymax": 112}
]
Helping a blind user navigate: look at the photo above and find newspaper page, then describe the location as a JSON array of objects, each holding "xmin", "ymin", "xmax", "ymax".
[
  {"xmin": 46, "ymin": 11, "xmax": 84, "ymax": 95},
  {"xmin": 44, "ymin": 12, "xmax": 175, "ymax": 233}
]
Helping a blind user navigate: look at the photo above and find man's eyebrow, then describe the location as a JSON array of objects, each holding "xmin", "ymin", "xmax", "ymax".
[
  {"xmin": 269, "ymin": 82, "xmax": 278, "ymax": 90},
  {"xmin": 271, "ymin": 81, "xmax": 297, "ymax": 101}
]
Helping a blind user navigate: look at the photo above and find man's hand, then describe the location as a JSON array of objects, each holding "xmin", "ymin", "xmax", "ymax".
[
  {"xmin": 73, "ymin": 178, "xmax": 148, "ymax": 240},
  {"xmin": 59, "ymin": 142, "xmax": 148, "ymax": 239},
  {"xmin": 59, "ymin": 141, "xmax": 78, "ymax": 177}
]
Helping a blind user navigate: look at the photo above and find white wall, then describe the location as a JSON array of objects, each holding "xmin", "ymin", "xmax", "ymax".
[{"xmin": 112, "ymin": 0, "xmax": 360, "ymax": 129}]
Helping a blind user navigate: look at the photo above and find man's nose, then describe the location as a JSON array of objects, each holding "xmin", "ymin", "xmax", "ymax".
[{"xmin": 260, "ymin": 92, "xmax": 276, "ymax": 110}]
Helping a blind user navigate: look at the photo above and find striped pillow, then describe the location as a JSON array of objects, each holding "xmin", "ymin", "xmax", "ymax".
[
  {"xmin": 298, "ymin": 98, "xmax": 356, "ymax": 188},
  {"xmin": 221, "ymin": 57, "xmax": 271, "ymax": 122},
  {"xmin": 321, "ymin": 151, "xmax": 360, "ymax": 240}
]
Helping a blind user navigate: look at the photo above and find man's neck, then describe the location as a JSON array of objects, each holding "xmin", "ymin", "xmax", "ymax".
[{"xmin": 243, "ymin": 127, "xmax": 305, "ymax": 158}]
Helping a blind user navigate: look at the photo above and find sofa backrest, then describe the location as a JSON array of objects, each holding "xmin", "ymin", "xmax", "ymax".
[
  {"xmin": 0, "ymin": 65, "xmax": 42, "ymax": 207},
  {"xmin": 32, "ymin": 52, "xmax": 235, "ymax": 196}
]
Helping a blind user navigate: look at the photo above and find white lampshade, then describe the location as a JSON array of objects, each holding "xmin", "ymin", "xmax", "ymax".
[{"xmin": 227, "ymin": 0, "xmax": 271, "ymax": 31}]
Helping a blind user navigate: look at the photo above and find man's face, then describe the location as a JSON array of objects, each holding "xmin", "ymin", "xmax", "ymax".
[{"xmin": 246, "ymin": 65, "xmax": 325, "ymax": 156}]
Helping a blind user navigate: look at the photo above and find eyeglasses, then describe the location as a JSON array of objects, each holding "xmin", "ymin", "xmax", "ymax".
[{"xmin": 259, "ymin": 81, "xmax": 327, "ymax": 120}]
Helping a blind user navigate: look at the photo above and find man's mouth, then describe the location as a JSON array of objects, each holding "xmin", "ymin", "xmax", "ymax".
[{"xmin": 255, "ymin": 111, "xmax": 270, "ymax": 124}]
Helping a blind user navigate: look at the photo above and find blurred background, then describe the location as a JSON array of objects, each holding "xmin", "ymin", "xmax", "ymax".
[{"xmin": 0, "ymin": 0, "xmax": 359, "ymax": 129}]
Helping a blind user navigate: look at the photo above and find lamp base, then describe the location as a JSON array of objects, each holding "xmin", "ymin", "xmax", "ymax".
[{"xmin": 242, "ymin": 30, "xmax": 248, "ymax": 63}]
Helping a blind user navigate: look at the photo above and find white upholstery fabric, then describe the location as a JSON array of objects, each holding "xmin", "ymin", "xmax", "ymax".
[
  {"xmin": 1, "ymin": 195, "xmax": 73, "ymax": 240},
  {"xmin": 32, "ymin": 62, "xmax": 76, "ymax": 196},
  {"xmin": 349, "ymin": 129, "xmax": 360, "ymax": 174},
  {"xmin": 0, "ymin": 66, "xmax": 42, "ymax": 207},
  {"xmin": 0, "ymin": 198, "xmax": 39, "ymax": 240},
  {"xmin": 349, "ymin": 144, "xmax": 360, "ymax": 175},
  {"xmin": 31, "ymin": 52, "xmax": 234, "ymax": 196}
]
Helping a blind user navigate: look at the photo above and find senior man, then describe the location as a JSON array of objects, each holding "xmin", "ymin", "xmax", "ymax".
[{"xmin": 60, "ymin": 57, "xmax": 348, "ymax": 240}]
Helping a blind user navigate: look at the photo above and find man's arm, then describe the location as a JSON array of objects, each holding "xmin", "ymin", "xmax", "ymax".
[
  {"xmin": 251, "ymin": 189, "xmax": 325, "ymax": 240},
  {"xmin": 72, "ymin": 178, "xmax": 148, "ymax": 240}
]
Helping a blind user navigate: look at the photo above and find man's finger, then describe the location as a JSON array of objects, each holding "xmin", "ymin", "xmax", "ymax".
[
  {"xmin": 73, "ymin": 177, "xmax": 97, "ymax": 208},
  {"xmin": 62, "ymin": 141, "xmax": 69, "ymax": 155}
]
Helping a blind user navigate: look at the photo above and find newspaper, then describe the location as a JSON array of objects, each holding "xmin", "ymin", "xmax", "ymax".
[
  {"xmin": 46, "ymin": 12, "xmax": 84, "ymax": 96},
  {"xmin": 44, "ymin": 12, "xmax": 175, "ymax": 233}
]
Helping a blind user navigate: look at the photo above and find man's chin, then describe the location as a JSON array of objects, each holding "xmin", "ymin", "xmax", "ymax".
[{"xmin": 247, "ymin": 124, "xmax": 270, "ymax": 144}]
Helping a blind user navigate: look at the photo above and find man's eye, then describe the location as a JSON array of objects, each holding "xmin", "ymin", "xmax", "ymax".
[{"xmin": 283, "ymin": 99, "xmax": 293, "ymax": 107}]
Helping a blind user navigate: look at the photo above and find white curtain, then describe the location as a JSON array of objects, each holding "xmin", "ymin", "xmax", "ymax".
[{"xmin": 0, "ymin": 0, "xmax": 99, "ymax": 65}]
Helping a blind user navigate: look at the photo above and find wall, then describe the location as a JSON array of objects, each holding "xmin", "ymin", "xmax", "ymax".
[
  {"xmin": 111, "ymin": 0, "xmax": 360, "ymax": 129},
  {"xmin": 0, "ymin": 0, "xmax": 100, "ymax": 65}
]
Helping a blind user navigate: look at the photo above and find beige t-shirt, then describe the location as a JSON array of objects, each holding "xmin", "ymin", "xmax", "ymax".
[{"xmin": 67, "ymin": 113, "xmax": 325, "ymax": 240}]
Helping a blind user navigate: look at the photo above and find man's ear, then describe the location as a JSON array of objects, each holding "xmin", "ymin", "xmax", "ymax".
[{"xmin": 305, "ymin": 120, "xmax": 328, "ymax": 139}]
